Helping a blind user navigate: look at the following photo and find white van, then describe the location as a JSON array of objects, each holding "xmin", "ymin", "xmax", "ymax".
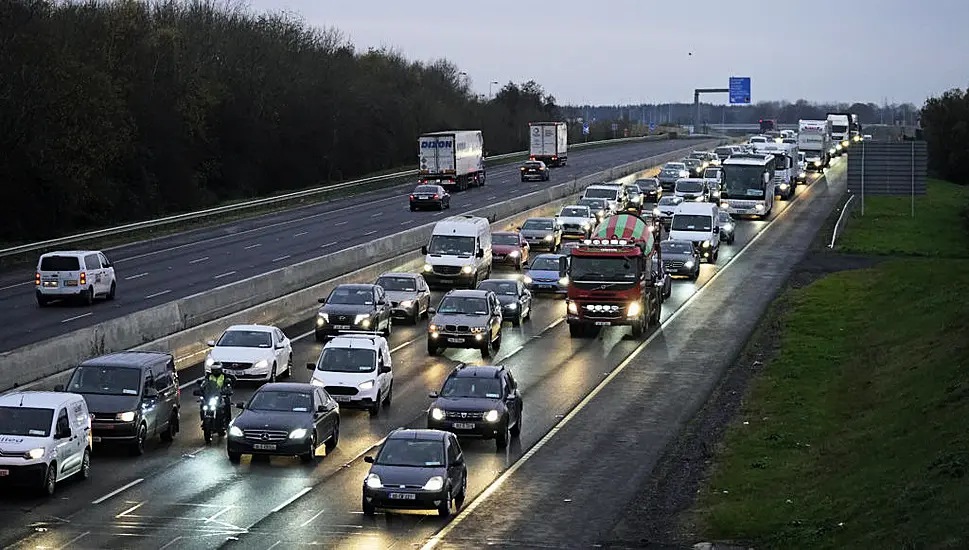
[
  {"xmin": 669, "ymin": 202, "xmax": 721, "ymax": 263},
  {"xmin": 35, "ymin": 250, "xmax": 117, "ymax": 307},
  {"xmin": 421, "ymin": 215, "xmax": 493, "ymax": 287},
  {"xmin": 582, "ymin": 184, "xmax": 623, "ymax": 213},
  {"xmin": 307, "ymin": 332, "xmax": 393, "ymax": 416},
  {"xmin": 0, "ymin": 391, "xmax": 92, "ymax": 496}
]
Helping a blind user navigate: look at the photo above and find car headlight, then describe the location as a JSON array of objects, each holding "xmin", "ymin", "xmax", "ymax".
[
  {"xmin": 289, "ymin": 428, "xmax": 308, "ymax": 439},
  {"xmin": 470, "ymin": 326, "xmax": 487, "ymax": 333},
  {"xmin": 423, "ymin": 476, "xmax": 445, "ymax": 492},
  {"xmin": 558, "ymin": 276, "xmax": 569, "ymax": 285},
  {"xmin": 253, "ymin": 359, "xmax": 269, "ymax": 371},
  {"xmin": 653, "ymin": 208, "xmax": 661, "ymax": 216},
  {"xmin": 358, "ymin": 380, "xmax": 375, "ymax": 390},
  {"xmin": 581, "ymin": 222, "xmax": 590, "ymax": 229},
  {"xmin": 461, "ymin": 265, "xmax": 473, "ymax": 274},
  {"xmin": 597, "ymin": 210, "xmax": 605, "ymax": 218},
  {"xmin": 841, "ymin": 140, "xmax": 849, "ymax": 147},
  {"xmin": 366, "ymin": 473, "xmax": 383, "ymax": 489},
  {"xmin": 755, "ymin": 203, "xmax": 765, "ymax": 210},
  {"xmin": 814, "ymin": 160, "xmax": 821, "ymax": 167},
  {"xmin": 431, "ymin": 407, "xmax": 445, "ymax": 421},
  {"xmin": 702, "ymin": 241, "xmax": 711, "ymax": 248},
  {"xmin": 429, "ymin": 324, "xmax": 438, "ymax": 332},
  {"xmin": 626, "ymin": 301, "xmax": 642, "ymax": 318},
  {"xmin": 310, "ymin": 378, "xmax": 325, "ymax": 387},
  {"xmin": 25, "ymin": 448, "xmax": 45, "ymax": 460},
  {"xmin": 567, "ymin": 301, "xmax": 578, "ymax": 314},
  {"xmin": 507, "ymin": 303, "xmax": 518, "ymax": 310},
  {"xmin": 484, "ymin": 410, "xmax": 500, "ymax": 422},
  {"xmin": 205, "ymin": 356, "xmax": 215, "ymax": 367},
  {"xmin": 779, "ymin": 183, "xmax": 789, "ymax": 189},
  {"xmin": 423, "ymin": 264, "xmax": 432, "ymax": 272},
  {"xmin": 799, "ymin": 172, "xmax": 806, "ymax": 178},
  {"xmin": 399, "ymin": 300, "xmax": 413, "ymax": 308},
  {"xmin": 207, "ymin": 397, "xmax": 219, "ymax": 409},
  {"xmin": 523, "ymin": 275, "xmax": 532, "ymax": 284},
  {"xmin": 229, "ymin": 425, "xmax": 243, "ymax": 437},
  {"xmin": 684, "ymin": 260, "xmax": 695, "ymax": 268},
  {"xmin": 544, "ymin": 235, "xmax": 553, "ymax": 242},
  {"xmin": 116, "ymin": 411, "xmax": 136, "ymax": 422},
  {"xmin": 723, "ymin": 223, "xmax": 734, "ymax": 231},
  {"xmin": 509, "ymin": 250, "xmax": 520, "ymax": 258},
  {"xmin": 354, "ymin": 314, "xmax": 370, "ymax": 324}
]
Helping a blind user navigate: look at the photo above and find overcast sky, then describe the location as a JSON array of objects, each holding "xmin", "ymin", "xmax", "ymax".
[{"xmin": 244, "ymin": 0, "xmax": 968, "ymax": 106}]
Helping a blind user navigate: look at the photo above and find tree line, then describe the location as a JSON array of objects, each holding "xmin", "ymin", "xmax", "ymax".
[
  {"xmin": 920, "ymin": 86, "xmax": 969, "ymax": 186},
  {"xmin": 0, "ymin": 0, "xmax": 562, "ymax": 244}
]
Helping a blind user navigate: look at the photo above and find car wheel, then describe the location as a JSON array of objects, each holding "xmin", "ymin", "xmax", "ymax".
[
  {"xmin": 496, "ymin": 422, "xmax": 509, "ymax": 450},
  {"xmin": 37, "ymin": 295, "xmax": 49, "ymax": 307},
  {"xmin": 228, "ymin": 451, "xmax": 242, "ymax": 463},
  {"xmin": 427, "ymin": 340, "xmax": 439, "ymax": 356},
  {"xmin": 160, "ymin": 412, "xmax": 178, "ymax": 442},
  {"xmin": 382, "ymin": 383, "xmax": 393, "ymax": 408},
  {"xmin": 410, "ymin": 205, "xmax": 415, "ymax": 212},
  {"xmin": 107, "ymin": 281, "xmax": 116, "ymax": 300},
  {"xmin": 78, "ymin": 449, "xmax": 91, "ymax": 480},
  {"xmin": 362, "ymin": 496, "xmax": 376, "ymax": 517},
  {"xmin": 300, "ymin": 432, "xmax": 318, "ymax": 463},
  {"xmin": 269, "ymin": 363, "xmax": 277, "ymax": 383},
  {"xmin": 369, "ymin": 399, "xmax": 380, "ymax": 417},
  {"xmin": 510, "ymin": 409, "xmax": 522, "ymax": 436},
  {"xmin": 40, "ymin": 462, "xmax": 57, "ymax": 496},
  {"xmin": 383, "ymin": 318, "xmax": 392, "ymax": 338},
  {"xmin": 130, "ymin": 424, "xmax": 147, "ymax": 456},
  {"xmin": 480, "ymin": 339, "xmax": 491, "ymax": 358},
  {"xmin": 83, "ymin": 287, "xmax": 94, "ymax": 305},
  {"xmin": 285, "ymin": 356, "xmax": 293, "ymax": 378},
  {"xmin": 512, "ymin": 312, "xmax": 521, "ymax": 327},
  {"xmin": 410, "ymin": 307, "xmax": 419, "ymax": 325},
  {"xmin": 437, "ymin": 488, "xmax": 453, "ymax": 517},
  {"xmin": 454, "ymin": 479, "xmax": 467, "ymax": 511},
  {"xmin": 325, "ymin": 422, "xmax": 340, "ymax": 454}
]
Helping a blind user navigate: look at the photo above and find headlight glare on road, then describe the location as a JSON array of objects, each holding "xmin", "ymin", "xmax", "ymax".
[
  {"xmin": 423, "ymin": 476, "xmax": 445, "ymax": 492},
  {"xmin": 431, "ymin": 407, "xmax": 445, "ymax": 421},
  {"xmin": 485, "ymin": 410, "xmax": 499, "ymax": 422},
  {"xmin": 289, "ymin": 428, "xmax": 307, "ymax": 439}
]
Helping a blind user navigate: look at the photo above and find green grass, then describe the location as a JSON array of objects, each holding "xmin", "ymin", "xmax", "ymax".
[
  {"xmin": 837, "ymin": 179, "xmax": 969, "ymax": 257},
  {"xmin": 689, "ymin": 258, "xmax": 969, "ymax": 549}
]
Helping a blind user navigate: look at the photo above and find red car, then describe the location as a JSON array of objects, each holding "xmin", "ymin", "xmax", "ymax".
[{"xmin": 492, "ymin": 231, "xmax": 529, "ymax": 270}]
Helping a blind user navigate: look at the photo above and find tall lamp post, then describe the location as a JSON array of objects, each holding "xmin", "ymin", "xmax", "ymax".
[{"xmin": 489, "ymin": 81, "xmax": 499, "ymax": 99}]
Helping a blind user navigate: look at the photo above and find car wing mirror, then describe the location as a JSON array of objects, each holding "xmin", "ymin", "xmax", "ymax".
[
  {"xmin": 379, "ymin": 365, "xmax": 391, "ymax": 374},
  {"xmin": 364, "ymin": 456, "xmax": 374, "ymax": 463},
  {"xmin": 476, "ymin": 249, "xmax": 484, "ymax": 258},
  {"xmin": 236, "ymin": 402, "xmax": 246, "ymax": 410},
  {"xmin": 317, "ymin": 297, "xmax": 326, "ymax": 304},
  {"xmin": 306, "ymin": 362, "xmax": 316, "ymax": 371},
  {"xmin": 428, "ymin": 391, "xmax": 439, "ymax": 398},
  {"xmin": 427, "ymin": 307, "xmax": 436, "ymax": 314},
  {"xmin": 144, "ymin": 387, "xmax": 159, "ymax": 399},
  {"xmin": 206, "ymin": 340, "xmax": 216, "ymax": 347},
  {"xmin": 317, "ymin": 405, "xmax": 326, "ymax": 413}
]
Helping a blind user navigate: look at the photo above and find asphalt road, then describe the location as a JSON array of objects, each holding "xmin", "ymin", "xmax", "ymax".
[
  {"xmin": 0, "ymin": 139, "xmax": 706, "ymax": 353},
  {"xmin": 0, "ymin": 161, "xmax": 843, "ymax": 550}
]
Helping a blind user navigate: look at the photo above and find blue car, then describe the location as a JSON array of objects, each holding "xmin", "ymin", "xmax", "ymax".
[{"xmin": 523, "ymin": 253, "xmax": 569, "ymax": 294}]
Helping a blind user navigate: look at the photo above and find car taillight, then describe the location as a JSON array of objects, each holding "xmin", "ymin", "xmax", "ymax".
[
  {"xmin": 433, "ymin": 194, "xmax": 440, "ymax": 199},
  {"xmin": 79, "ymin": 272, "xmax": 86, "ymax": 285},
  {"xmin": 410, "ymin": 194, "xmax": 415, "ymax": 199},
  {"xmin": 35, "ymin": 273, "xmax": 40, "ymax": 285}
]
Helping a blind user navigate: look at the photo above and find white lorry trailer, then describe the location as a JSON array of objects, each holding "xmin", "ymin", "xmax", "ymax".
[
  {"xmin": 798, "ymin": 119, "xmax": 831, "ymax": 170},
  {"xmin": 528, "ymin": 122, "xmax": 568, "ymax": 167},
  {"xmin": 418, "ymin": 130, "xmax": 486, "ymax": 192}
]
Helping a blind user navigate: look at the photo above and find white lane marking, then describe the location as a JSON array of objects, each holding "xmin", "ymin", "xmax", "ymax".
[
  {"xmin": 0, "ymin": 281, "xmax": 31, "ymax": 291},
  {"xmin": 363, "ymin": 230, "xmax": 376, "ymax": 236},
  {"xmin": 55, "ymin": 531, "xmax": 90, "ymax": 550},
  {"xmin": 214, "ymin": 271, "xmax": 236, "ymax": 279},
  {"xmin": 145, "ymin": 289, "xmax": 171, "ymax": 300},
  {"xmin": 267, "ymin": 541, "xmax": 282, "ymax": 550},
  {"xmin": 298, "ymin": 509, "xmax": 326, "ymax": 528},
  {"xmin": 272, "ymin": 255, "xmax": 291, "ymax": 262},
  {"xmin": 204, "ymin": 506, "xmax": 233, "ymax": 523},
  {"xmin": 390, "ymin": 338, "xmax": 417, "ymax": 353},
  {"xmin": 116, "ymin": 501, "xmax": 145, "ymax": 518},
  {"xmin": 294, "ymin": 231, "xmax": 308, "ymax": 237},
  {"xmin": 244, "ymin": 243, "xmax": 262, "ymax": 250},
  {"xmin": 487, "ymin": 195, "xmax": 497, "ymax": 200},
  {"xmin": 189, "ymin": 256, "xmax": 209, "ymax": 264},
  {"xmin": 92, "ymin": 478, "xmax": 144, "ymax": 504},
  {"xmin": 124, "ymin": 272, "xmax": 149, "ymax": 280},
  {"xmin": 158, "ymin": 537, "xmax": 184, "ymax": 550},
  {"xmin": 271, "ymin": 487, "xmax": 313, "ymax": 513},
  {"xmin": 60, "ymin": 312, "xmax": 92, "ymax": 324},
  {"xmin": 370, "ymin": 212, "xmax": 382, "ymax": 218},
  {"xmin": 321, "ymin": 241, "xmax": 338, "ymax": 248},
  {"xmin": 419, "ymin": 165, "xmax": 822, "ymax": 550},
  {"xmin": 400, "ymin": 220, "xmax": 413, "ymax": 226},
  {"xmin": 336, "ymin": 221, "xmax": 348, "ymax": 226}
]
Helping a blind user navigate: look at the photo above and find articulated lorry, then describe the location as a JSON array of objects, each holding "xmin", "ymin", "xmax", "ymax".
[
  {"xmin": 798, "ymin": 119, "xmax": 831, "ymax": 170},
  {"xmin": 565, "ymin": 213, "xmax": 664, "ymax": 338},
  {"xmin": 418, "ymin": 130, "xmax": 486, "ymax": 191},
  {"xmin": 528, "ymin": 122, "xmax": 568, "ymax": 167},
  {"xmin": 826, "ymin": 112, "xmax": 851, "ymax": 156}
]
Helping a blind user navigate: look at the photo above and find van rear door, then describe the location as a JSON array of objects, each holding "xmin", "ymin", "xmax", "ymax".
[{"xmin": 39, "ymin": 255, "xmax": 82, "ymax": 290}]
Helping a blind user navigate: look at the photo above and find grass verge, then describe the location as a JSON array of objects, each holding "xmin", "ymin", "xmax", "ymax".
[{"xmin": 837, "ymin": 178, "xmax": 969, "ymax": 257}]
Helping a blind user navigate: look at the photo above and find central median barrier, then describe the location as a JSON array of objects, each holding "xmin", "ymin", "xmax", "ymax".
[{"xmin": 0, "ymin": 137, "xmax": 726, "ymax": 391}]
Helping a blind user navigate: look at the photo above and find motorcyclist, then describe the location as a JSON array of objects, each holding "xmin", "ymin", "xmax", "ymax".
[{"xmin": 199, "ymin": 366, "xmax": 234, "ymax": 430}]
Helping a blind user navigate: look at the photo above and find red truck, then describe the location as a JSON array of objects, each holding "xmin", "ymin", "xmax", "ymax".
[{"xmin": 565, "ymin": 213, "xmax": 664, "ymax": 338}]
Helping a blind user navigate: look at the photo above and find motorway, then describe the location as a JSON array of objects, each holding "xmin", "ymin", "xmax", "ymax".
[
  {"xmin": 0, "ymin": 160, "xmax": 846, "ymax": 549},
  {"xmin": 0, "ymin": 138, "xmax": 704, "ymax": 353}
]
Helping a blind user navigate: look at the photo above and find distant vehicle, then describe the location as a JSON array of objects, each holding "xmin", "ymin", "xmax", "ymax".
[
  {"xmin": 658, "ymin": 162, "xmax": 690, "ymax": 191},
  {"xmin": 409, "ymin": 184, "xmax": 451, "ymax": 211},
  {"xmin": 674, "ymin": 178, "xmax": 711, "ymax": 203},
  {"xmin": 555, "ymin": 205, "xmax": 595, "ymax": 239},
  {"xmin": 476, "ymin": 279, "xmax": 532, "ymax": 326},
  {"xmin": 307, "ymin": 332, "xmax": 393, "ymax": 415},
  {"xmin": 426, "ymin": 289, "xmax": 504, "ymax": 358},
  {"xmin": 519, "ymin": 217, "xmax": 562, "ymax": 252},
  {"xmin": 669, "ymin": 201, "xmax": 721, "ymax": 263},
  {"xmin": 682, "ymin": 157, "xmax": 704, "ymax": 177},
  {"xmin": 753, "ymin": 142, "xmax": 797, "ymax": 200},
  {"xmin": 375, "ymin": 272, "xmax": 432, "ymax": 324},
  {"xmin": 714, "ymin": 145, "xmax": 741, "ymax": 162},
  {"xmin": 520, "ymin": 160, "xmax": 550, "ymax": 182},
  {"xmin": 718, "ymin": 210, "xmax": 737, "ymax": 244},
  {"xmin": 315, "ymin": 284, "xmax": 393, "ymax": 341},
  {"xmin": 421, "ymin": 215, "xmax": 493, "ymax": 288},
  {"xmin": 701, "ymin": 167, "xmax": 722, "ymax": 200},
  {"xmin": 418, "ymin": 130, "xmax": 485, "ymax": 191},
  {"xmin": 427, "ymin": 364, "xmax": 523, "ymax": 450},
  {"xmin": 795, "ymin": 152, "xmax": 807, "ymax": 184},
  {"xmin": 204, "ymin": 324, "xmax": 293, "ymax": 382},
  {"xmin": 826, "ymin": 113, "xmax": 851, "ymax": 154},
  {"xmin": 528, "ymin": 121, "xmax": 568, "ymax": 166},
  {"xmin": 491, "ymin": 231, "xmax": 529, "ymax": 270},
  {"xmin": 863, "ymin": 134, "xmax": 872, "ymax": 140},
  {"xmin": 35, "ymin": 250, "xmax": 116, "ymax": 307},
  {"xmin": 749, "ymin": 135, "xmax": 769, "ymax": 144},
  {"xmin": 523, "ymin": 253, "xmax": 570, "ymax": 294},
  {"xmin": 634, "ymin": 178, "xmax": 662, "ymax": 202},
  {"xmin": 227, "ymin": 382, "xmax": 340, "ymax": 463},
  {"xmin": 576, "ymin": 197, "xmax": 609, "ymax": 221},
  {"xmin": 798, "ymin": 119, "xmax": 832, "ymax": 170},
  {"xmin": 759, "ymin": 119, "xmax": 776, "ymax": 132},
  {"xmin": 583, "ymin": 184, "xmax": 624, "ymax": 213},
  {"xmin": 660, "ymin": 240, "xmax": 700, "ymax": 279},
  {"xmin": 719, "ymin": 152, "xmax": 776, "ymax": 219}
]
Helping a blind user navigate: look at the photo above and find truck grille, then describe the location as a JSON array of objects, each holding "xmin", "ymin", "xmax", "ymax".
[
  {"xmin": 243, "ymin": 430, "xmax": 288, "ymax": 442},
  {"xmin": 434, "ymin": 266, "xmax": 462, "ymax": 275},
  {"xmin": 325, "ymin": 386, "xmax": 358, "ymax": 396},
  {"xmin": 444, "ymin": 410, "xmax": 485, "ymax": 420}
]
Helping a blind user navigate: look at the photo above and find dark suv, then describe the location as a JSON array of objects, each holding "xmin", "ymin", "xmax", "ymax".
[
  {"xmin": 427, "ymin": 364, "xmax": 523, "ymax": 450},
  {"xmin": 427, "ymin": 290, "xmax": 503, "ymax": 358},
  {"xmin": 315, "ymin": 284, "xmax": 392, "ymax": 341}
]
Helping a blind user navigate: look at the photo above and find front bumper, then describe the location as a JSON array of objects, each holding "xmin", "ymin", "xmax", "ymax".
[
  {"xmin": 492, "ymin": 253, "xmax": 522, "ymax": 266},
  {"xmin": 0, "ymin": 461, "xmax": 48, "ymax": 486},
  {"xmin": 422, "ymin": 269, "xmax": 477, "ymax": 286},
  {"xmin": 91, "ymin": 420, "xmax": 140, "ymax": 443},
  {"xmin": 390, "ymin": 302, "xmax": 419, "ymax": 319},
  {"xmin": 315, "ymin": 319, "xmax": 374, "ymax": 339},
  {"xmin": 501, "ymin": 304, "xmax": 521, "ymax": 319},
  {"xmin": 323, "ymin": 387, "xmax": 380, "ymax": 408},
  {"xmin": 227, "ymin": 436, "xmax": 313, "ymax": 457},
  {"xmin": 428, "ymin": 332, "xmax": 487, "ymax": 350},
  {"xmin": 524, "ymin": 238, "xmax": 556, "ymax": 250},
  {"xmin": 427, "ymin": 418, "xmax": 504, "ymax": 439},
  {"xmin": 521, "ymin": 172, "xmax": 546, "ymax": 180},
  {"xmin": 525, "ymin": 280, "xmax": 567, "ymax": 293},
  {"xmin": 364, "ymin": 485, "xmax": 449, "ymax": 511}
]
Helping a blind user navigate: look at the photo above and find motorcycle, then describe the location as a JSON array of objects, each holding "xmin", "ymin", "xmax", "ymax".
[{"xmin": 192, "ymin": 384, "xmax": 232, "ymax": 443}]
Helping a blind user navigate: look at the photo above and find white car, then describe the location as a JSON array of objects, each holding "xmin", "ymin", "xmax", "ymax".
[
  {"xmin": 35, "ymin": 250, "xmax": 117, "ymax": 307},
  {"xmin": 204, "ymin": 324, "xmax": 292, "ymax": 382},
  {"xmin": 307, "ymin": 333, "xmax": 393, "ymax": 416},
  {"xmin": 555, "ymin": 205, "xmax": 596, "ymax": 238}
]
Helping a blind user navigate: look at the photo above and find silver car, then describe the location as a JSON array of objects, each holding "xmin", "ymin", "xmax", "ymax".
[
  {"xmin": 426, "ymin": 290, "xmax": 504, "ymax": 358},
  {"xmin": 375, "ymin": 272, "xmax": 432, "ymax": 324},
  {"xmin": 518, "ymin": 217, "xmax": 562, "ymax": 252},
  {"xmin": 653, "ymin": 196, "xmax": 684, "ymax": 228}
]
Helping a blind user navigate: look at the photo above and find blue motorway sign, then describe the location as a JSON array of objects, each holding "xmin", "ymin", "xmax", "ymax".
[
  {"xmin": 649, "ymin": 122, "xmax": 656, "ymax": 131},
  {"xmin": 729, "ymin": 77, "xmax": 751, "ymax": 104},
  {"xmin": 582, "ymin": 123, "xmax": 590, "ymax": 135}
]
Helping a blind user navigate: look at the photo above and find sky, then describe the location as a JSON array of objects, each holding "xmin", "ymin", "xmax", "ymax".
[{"xmin": 244, "ymin": 0, "xmax": 969, "ymax": 107}]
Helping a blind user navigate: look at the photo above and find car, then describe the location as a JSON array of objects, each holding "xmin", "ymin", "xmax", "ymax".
[
  {"xmin": 795, "ymin": 152, "xmax": 808, "ymax": 184},
  {"xmin": 409, "ymin": 184, "xmax": 451, "ymax": 211},
  {"xmin": 660, "ymin": 239, "xmax": 700, "ymax": 279},
  {"xmin": 362, "ymin": 428, "xmax": 467, "ymax": 517},
  {"xmin": 650, "ymin": 253, "xmax": 672, "ymax": 301},
  {"xmin": 653, "ymin": 196, "xmax": 684, "ymax": 228},
  {"xmin": 307, "ymin": 333, "xmax": 393, "ymax": 416},
  {"xmin": 375, "ymin": 272, "xmax": 431, "ymax": 324},
  {"xmin": 689, "ymin": 150, "xmax": 719, "ymax": 167},
  {"xmin": 315, "ymin": 284, "xmax": 393, "ymax": 341},
  {"xmin": 576, "ymin": 197, "xmax": 609, "ymax": 222},
  {"xmin": 476, "ymin": 278, "xmax": 532, "ymax": 326},
  {"xmin": 523, "ymin": 253, "xmax": 569, "ymax": 294},
  {"xmin": 61, "ymin": 351, "xmax": 180, "ymax": 455},
  {"xmin": 426, "ymin": 289, "xmax": 503, "ymax": 358},
  {"xmin": 634, "ymin": 178, "xmax": 662, "ymax": 203},
  {"xmin": 520, "ymin": 160, "xmax": 549, "ymax": 182},
  {"xmin": 701, "ymin": 166, "xmax": 722, "ymax": 199},
  {"xmin": 718, "ymin": 210, "xmax": 737, "ymax": 244},
  {"xmin": 204, "ymin": 325, "xmax": 293, "ymax": 382},
  {"xmin": 640, "ymin": 210, "xmax": 664, "ymax": 240},
  {"xmin": 582, "ymin": 184, "xmax": 625, "ymax": 213},
  {"xmin": 674, "ymin": 178, "xmax": 711, "ymax": 203},
  {"xmin": 427, "ymin": 364, "xmax": 523, "ymax": 450},
  {"xmin": 624, "ymin": 184, "xmax": 644, "ymax": 210},
  {"xmin": 227, "ymin": 382, "xmax": 340, "ymax": 463},
  {"xmin": 35, "ymin": 250, "xmax": 117, "ymax": 307},
  {"xmin": 0, "ymin": 391, "xmax": 92, "ymax": 496},
  {"xmin": 518, "ymin": 217, "xmax": 562, "ymax": 252},
  {"xmin": 658, "ymin": 162, "xmax": 689, "ymax": 191},
  {"xmin": 491, "ymin": 231, "xmax": 529, "ymax": 270},
  {"xmin": 681, "ymin": 157, "xmax": 704, "ymax": 177},
  {"xmin": 421, "ymin": 215, "xmax": 493, "ymax": 288},
  {"xmin": 555, "ymin": 205, "xmax": 595, "ymax": 239},
  {"xmin": 714, "ymin": 145, "xmax": 741, "ymax": 162}
]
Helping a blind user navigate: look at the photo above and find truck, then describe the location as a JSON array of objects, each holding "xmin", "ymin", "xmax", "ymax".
[
  {"xmin": 850, "ymin": 113, "xmax": 863, "ymax": 143},
  {"xmin": 753, "ymin": 142, "xmax": 797, "ymax": 200},
  {"xmin": 826, "ymin": 112, "xmax": 851, "ymax": 155},
  {"xmin": 798, "ymin": 119, "xmax": 831, "ymax": 170},
  {"xmin": 418, "ymin": 130, "xmax": 486, "ymax": 192},
  {"xmin": 759, "ymin": 119, "xmax": 776, "ymax": 132},
  {"xmin": 565, "ymin": 213, "xmax": 664, "ymax": 339},
  {"xmin": 528, "ymin": 122, "xmax": 568, "ymax": 167}
]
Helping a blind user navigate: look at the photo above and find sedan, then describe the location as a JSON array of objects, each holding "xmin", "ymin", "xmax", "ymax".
[
  {"xmin": 635, "ymin": 178, "xmax": 662, "ymax": 203},
  {"xmin": 204, "ymin": 324, "xmax": 292, "ymax": 382},
  {"xmin": 492, "ymin": 231, "xmax": 529, "ymax": 270},
  {"xmin": 375, "ymin": 272, "xmax": 431, "ymax": 324},
  {"xmin": 518, "ymin": 217, "xmax": 562, "ymax": 252},
  {"xmin": 476, "ymin": 278, "xmax": 532, "ymax": 326},
  {"xmin": 682, "ymin": 158, "xmax": 704, "ymax": 177},
  {"xmin": 658, "ymin": 163, "xmax": 689, "ymax": 191},
  {"xmin": 660, "ymin": 239, "xmax": 700, "ymax": 280},
  {"xmin": 227, "ymin": 382, "xmax": 340, "ymax": 463},
  {"xmin": 653, "ymin": 196, "xmax": 684, "ymax": 229},
  {"xmin": 409, "ymin": 184, "xmax": 450, "ymax": 211},
  {"xmin": 520, "ymin": 160, "xmax": 550, "ymax": 182},
  {"xmin": 576, "ymin": 197, "xmax": 608, "ymax": 222},
  {"xmin": 315, "ymin": 284, "xmax": 393, "ymax": 341}
]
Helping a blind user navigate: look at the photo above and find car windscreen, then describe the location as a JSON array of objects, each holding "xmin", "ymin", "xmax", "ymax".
[
  {"xmin": 40, "ymin": 255, "xmax": 80, "ymax": 271},
  {"xmin": 0, "ymin": 406, "xmax": 54, "ymax": 437},
  {"xmin": 715, "ymin": 147, "xmax": 734, "ymax": 157},
  {"xmin": 68, "ymin": 365, "xmax": 143, "ymax": 396},
  {"xmin": 427, "ymin": 235, "xmax": 475, "ymax": 255},
  {"xmin": 636, "ymin": 179, "xmax": 657, "ymax": 189},
  {"xmin": 661, "ymin": 241, "xmax": 694, "ymax": 255},
  {"xmin": 376, "ymin": 438, "xmax": 445, "ymax": 467},
  {"xmin": 477, "ymin": 280, "xmax": 518, "ymax": 296},
  {"xmin": 248, "ymin": 390, "xmax": 313, "ymax": 412},
  {"xmin": 327, "ymin": 287, "xmax": 374, "ymax": 305},
  {"xmin": 570, "ymin": 256, "xmax": 637, "ymax": 281},
  {"xmin": 676, "ymin": 181, "xmax": 703, "ymax": 193},
  {"xmin": 317, "ymin": 348, "xmax": 376, "ymax": 373},
  {"xmin": 658, "ymin": 197, "xmax": 680, "ymax": 206},
  {"xmin": 217, "ymin": 330, "xmax": 272, "ymax": 348},
  {"xmin": 437, "ymin": 297, "xmax": 489, "ymax": 315},
  {"xmin": 663, "ymin": 163, "xmax": 685, "ymax": 170},
  {"xmin": 440, "ymin": 377, "xmax": 501, "ymax": 399},
  {"xmin": 584, "ymin": 188, "xmax": 617, "ymax": 200},
  {"xmin": 672, "ymin": 214, "xmax": 713, "ymax": 231},
  {"xmin": 376, "ymin": 277, "xmax": 416, "ymax": 292},
  {"xmin": 522, "ymin": 219, "xmax": 553, "ymax": 230},
  {"xmin": 683, "ymin": 159, "xmax": 701, "ymax": 167},
  {"xmin": 560, "ymin": 207, "xmax": 587, "ymax": 217},
  {"xmin": 528, "ymin": 257, "xmax": 559, "ymax": 271},
  {"xmin": 414, "ymin": 186, "xmax": 439, "ymax": 194},
  {"xmin": 492, "ymin": 234, "xmax": 519, "ymax": 246},
  {"xmin": 578, "ymin": 199, "xmax": 605, "ymax": 209}
]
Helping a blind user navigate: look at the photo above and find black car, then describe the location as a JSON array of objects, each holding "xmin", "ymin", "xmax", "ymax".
[
  {"xmin": 635, "ymin": 178, "xmax": 661, "ymax": 202},
  {"xmin": 409, "ymin": 184, "xmax": 450, "ymax": 211},
  {"xmin": 520, "ymin": 160, "xmax": 549, "ymax": 182},
  {"xmin": 718, "ymin": 210, "xmax": 737, "ymax": 244},
  {"xmin": 227, "ymin": 382, "xmax": 340, "ymax": 463},
  {"xmin": 427, "ymin": 364, "xmax": 523, "ymax": 450},
  {"xmin": 426, "ymin": 290, "xmax": 503, "ymax": 358},
  {"xmin": 660, "ymin": 239, "xmax": 700, "ymax": 280},
  {"xmin": 362, "ymin": 428, "xmax": 467, "ymax": 517},
  {"xmin": 315, "ymin": 284, "xmax": 392, "ymax": 341},
  {"xmin": 476, "ymin": 278, "xmax": 532, "ymax": 326}
]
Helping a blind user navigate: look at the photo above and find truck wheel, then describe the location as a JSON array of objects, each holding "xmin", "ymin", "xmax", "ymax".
[{"xmin": 568, "ymin": 324, "xmax": 584, "ymax": 338}]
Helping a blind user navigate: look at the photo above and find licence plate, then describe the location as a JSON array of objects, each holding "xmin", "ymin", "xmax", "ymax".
[
  {"xmin": 65, "ymin": 280, "xmax": 78, "ymax": 286},
  {"xmin": 93, "ymin": 437, "xmax": 102, "ymax": 443},
  {"xmin": 447, "ymin": 337, "xmax": 464, "ymax": 344},
  {"xmin": 332, "ymin": 395, "xmax": 351, "ymax": 403},
  {"xmin": 452, "ymin": 422, "xmax": 475, "ymax": 430},
  {"xmin": 389, "ymin": 492, "xmax": 416, "ymax": 500},
  {"xmin": 594, "ymin": 321, "xmax": 611, "ymax": 326},
  {"xmin": 333, "ymin": 325, "xmax": 351, "ymax": 330},
  {"xmin": 540, "ymin": 284, "xmax": 556, "ymax": 289},
  {"xmin": 418, "ymin": 195, "xmax": 430, "ymax": 199},
  {"xmin": 253, "ymin": 443, "xmax": 276, "ymax": 450},
  {"xmin": 0, "ymin": 469, "xmax": 8, "ymax": 476}
]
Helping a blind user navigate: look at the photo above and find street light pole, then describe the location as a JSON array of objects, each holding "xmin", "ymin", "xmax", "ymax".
[{"xmin": 489, "ymin": 81, "xmax": 498, "ymax": 99}]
